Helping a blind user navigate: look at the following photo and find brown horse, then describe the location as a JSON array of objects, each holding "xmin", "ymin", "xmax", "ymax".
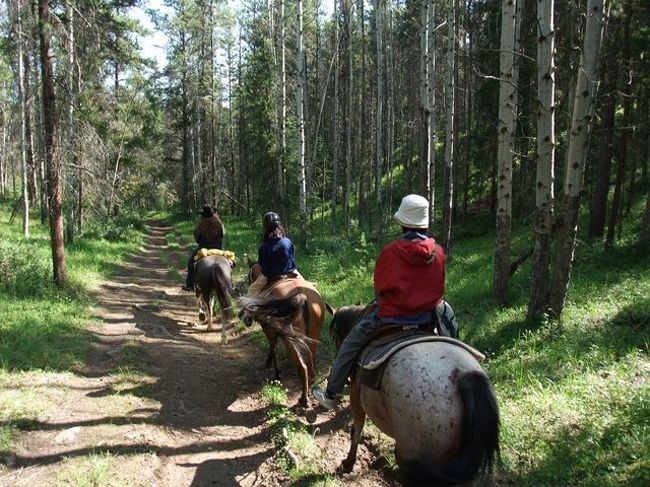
[
  {"xmin": 194, "ymin": 255, "xmax": 235, "ymax": 344},
  {"xmin": 238, "ymin": 258, "xmax": 330, "ymax": 406},
  {"xmin": 330, "ymin": 305, "xmax": 500, "ymax": 486}
]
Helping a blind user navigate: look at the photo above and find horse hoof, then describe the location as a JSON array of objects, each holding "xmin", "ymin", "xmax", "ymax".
[
  {"xmin": 305, "ymin": 409, "xmax": 317, "ymax": 424},
  {"xmin": 198, "ymin": 311, "xmax": 206, "ymax": 322},
  {"xmin": 337, "ymin": 460, "xmax": 354, "ymax": 474},
  {"xmin": 297, "ymin": 397, "xmax": 308, "ymax": 408}
]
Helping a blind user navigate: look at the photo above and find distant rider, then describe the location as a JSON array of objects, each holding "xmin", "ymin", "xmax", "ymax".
[
  {"xmin": 248, "ymin": 211, "xmax": 302, "ymax": 295},
  {"xmin": 182, "ymin": 205, "xmax": 225, "ymax": 292}
]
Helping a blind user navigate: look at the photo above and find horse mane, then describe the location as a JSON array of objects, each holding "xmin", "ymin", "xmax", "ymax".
[{"xmin": 329, "ymin": 304, "xmax": 373, "ymax": 342}]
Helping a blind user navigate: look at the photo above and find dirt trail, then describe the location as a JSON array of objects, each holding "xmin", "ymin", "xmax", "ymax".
[{"xmin": 2, "ymin": 222, "xmax": 392, "ymax": 486}]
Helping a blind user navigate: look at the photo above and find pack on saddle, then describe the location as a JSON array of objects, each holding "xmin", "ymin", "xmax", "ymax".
[
  {"xmin": 357, "ymin": 302, "xmax": 478, "ymax": 390},
  {"xmin": 194, "ymin": 248, "xmax": 237, "ymax": 267}
]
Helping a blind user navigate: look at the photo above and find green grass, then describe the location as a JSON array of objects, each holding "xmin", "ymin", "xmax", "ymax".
[
  {"xmin": 0, "ymin": 205, "xmax": 148, "ymax": 476},
  {"xmin": 165, "ymin": 197, "xmax": 650, "ymax": 486},
  {"xmin": 259, "ymin": 382, "xmax": 341, "ymax": 485},
  {"xmin": 0, "ymin": 424, "xmax": 12, "ymax": 454},
  {"xmin": 0, "ymin": 208, "xmax": 145, "ymax": 372},
  {"xmin": 54, "ymin": 452, "xmax": 131, "ymax": 487}
]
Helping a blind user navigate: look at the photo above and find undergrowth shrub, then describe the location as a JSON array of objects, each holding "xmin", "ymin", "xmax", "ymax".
[{"xmin": 0, "ymin": 240, "xmax": 52, "ymax": 298}]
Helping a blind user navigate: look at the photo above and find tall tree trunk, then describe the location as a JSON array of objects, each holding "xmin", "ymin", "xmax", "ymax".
[
  {"xmin": 493, "ymin": 0, "xmax": 519, "ymax": 303},
  {"xmin": 279, "ymin": 0, "xmax": 286, "ymax": 206},
  {"xmin": 357, "ymin": 0, "xmax": 367, "ymax": 229},
  {"xmin": 528, "ymin": 0, "xmax": 555, "ymax": 318},
  {"xmin": 332, "ymin": 0, "xmax": 340, "ymax": 232},
  {"xmin": 375, "ymin": 0, "xmax": 384, "ymax": 238},
  {"xmin": 344, "ymin": 0, "xmax": 354, "ymax": 232},
  {"xmin": 462, "ymin": 0, "xmax": 473, "ymax": 222},
  {"xmin": 550, "ymin": 0, "xmax": 604, "ymax": 316},
  {"xmin": 39, "ymin": 0, "xmax": 65, "ymax": 284},
  {"xmin": 588, "ymin": 67, "xmax": 618, "ymax": 238},
  {"xmin": 640, "ymin": 191, "xmax": 650, "ymax": 249},
  {"xmin": 65, "ymin": 0, "xmax": 75, "ymax": 241},
  {"xmin": 0, "ymin": 96, "xmax": 5, "ymax": 197},
  {"xmin": 297, "ymin": 0, "xmax": 307, "ymax": 246},
  {"xmin": 605, "ymin": 0, "xmax": 632, "ymax": 248},
  {"xmin": 13, "ymin": 0, "xmax": 30, "ymax": 238},
  {"xmin": 24, "ymin": 26, "xmax": 37, "ymax": 210},
  {"xmin": 421, "ymin": 0, "xmax": 436, "ymax": 226},
  {"xmin": 228, "ymin": 43, "xmax": 236, "ymax": 211},
  {"xmin": 442, "ymin": 0, "xmax": 456, "ymax": 250}
]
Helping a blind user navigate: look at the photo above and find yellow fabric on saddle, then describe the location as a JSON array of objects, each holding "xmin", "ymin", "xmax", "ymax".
[{"xmin": 194, "ymin": 248, "xmax": 236, "ymax": 264}]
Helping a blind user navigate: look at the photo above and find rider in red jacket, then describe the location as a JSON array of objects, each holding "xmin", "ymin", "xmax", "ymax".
[
  {"xmin": 313, "ymin": 194, "xmax": 448, "ymax": 409},
  {"xmin": 374, "ymin": 235, "xmax": 445, "ymax": 318}
]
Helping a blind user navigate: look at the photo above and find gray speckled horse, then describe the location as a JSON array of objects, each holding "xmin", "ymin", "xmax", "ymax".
[
  {"xmin": 330, "ymin": 305, "xmax": 500, "ymax": 486},
  {"xmin": 194, "ymin": 255, "xmax": 234, "ymax": 343}
]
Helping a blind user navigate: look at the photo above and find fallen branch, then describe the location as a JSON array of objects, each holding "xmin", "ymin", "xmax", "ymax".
[{"xmin": 510, "ymin": 247, "xmax": 534, "ymax": 276}]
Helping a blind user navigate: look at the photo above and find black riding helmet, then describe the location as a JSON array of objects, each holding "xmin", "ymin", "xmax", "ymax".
[{"xmin": 263, "ymin": 211, "xmax": 281, "ymax": 234}]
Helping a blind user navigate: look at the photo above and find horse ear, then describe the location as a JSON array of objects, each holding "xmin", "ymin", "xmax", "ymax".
[{"xmin": 324, "ymin": 302, "xmax": 336, "ymax": 315}]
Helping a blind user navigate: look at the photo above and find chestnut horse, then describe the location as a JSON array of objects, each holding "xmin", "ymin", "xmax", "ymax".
[
  {"xmin": 194, "ymin": 255, "xmax": 234, "ymax": 344},
  {"xmin": 238, "ymin": 258, "xmax": 330, "ymax": 406},
  {"xmin": 330, "ymin": 305, "xmax": 500, "ymax": 486}
]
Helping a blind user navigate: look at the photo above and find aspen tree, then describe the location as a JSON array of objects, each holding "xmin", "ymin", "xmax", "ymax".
[
  {"xmin": 529, "ymin": 0, "xmax": 556, "ymax": 317},
  {"xmin": 550, "ymin": 0, "xmax": 604, "ymax": 316},
  {"xmin": 493, "ymin": 0, "xmax": 519, "ymax": 303}
]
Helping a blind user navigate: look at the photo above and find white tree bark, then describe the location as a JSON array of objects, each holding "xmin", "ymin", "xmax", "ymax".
[
  {"xmin": 375, "ymin": 0, "xmax": 384, "ymax": 236},
  {"xmin": 493, "ymin": 0, "xmax": 519, "ymax": 303},
  {"xmin": 420, "ymin": 0, "xmax": 436, "ymax": 226},
  {"xmin": 344, "ymin": 0, "xmax": 353, "ymax": 230},
  {"xmin": 442, "ymin": 0, "xmax": 455, "ymax": 249},
  {"xmin": 529, "ymin": 0, "xmax": 555, "ymax": 317},
  {"xmin": 13, "ymin": 0, "xmax": 30, "ymax": 238},
  {"xmin": 297, "ymin": 0, "xmax": 307, "ymax": 245},
  {"xmin": 550, "ymin": 0, "xmax": 604, "ymax": 316}
]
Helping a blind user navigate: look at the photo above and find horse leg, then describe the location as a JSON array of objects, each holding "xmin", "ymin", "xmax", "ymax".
[
  {"xmin": 340, "ymin": 381, "xmax": 366, "ymax": 473},
  {"xmin": 282, "ymin": 336, "xmax": 310, "ymax": 407},
  {"xmin": 264, "ymin": 330, "xmax": 280, "ymax": 380},
  {"xmin": 220, "ymin": 303, "xmax": 233, "ymax": 345},
  {"xmin": 196, "ymin": 291, "xmax": 205, "ymax": 324},
  {"xmin": 220, "ymin": 307, "xmax": 228, "ymax": 344},
  {"xmin": 206, "ymin": 294, "xmax": 214, "ymax": 332},
  {"xmin": 216, "ymin": 289, "xmax": 233, "ymax": 345}
]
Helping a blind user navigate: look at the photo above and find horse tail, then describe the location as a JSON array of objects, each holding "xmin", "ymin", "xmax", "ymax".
[
  {"xmin": 400, "ymin": 370, "xmax": 500, "ymax": 487},
  {"xmin": 238, "ymin": 294, "xmax": 317, "ymax": 376},
  {"xmin": 212, "ymin": 265, "xmax": 233, "ymax": 318},
  {"xmin": 238, "ymin": 293, "xmax": 308, "ymax": 321}
]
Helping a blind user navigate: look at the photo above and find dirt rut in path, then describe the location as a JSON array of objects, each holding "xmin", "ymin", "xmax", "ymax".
[{"xmin": 1, "ymin": 222, "xmax": 393, "ymax": 487}]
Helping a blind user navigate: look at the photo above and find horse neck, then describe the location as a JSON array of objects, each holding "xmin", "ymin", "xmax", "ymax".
[{"xmin": 332, "ymin": 305, "xmax": 371, "ymax": 341}]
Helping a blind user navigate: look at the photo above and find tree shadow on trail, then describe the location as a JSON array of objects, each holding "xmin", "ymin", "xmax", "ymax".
[{"xmin": 187, "ymin": 449, "xmax": 272, "ymax": 487}]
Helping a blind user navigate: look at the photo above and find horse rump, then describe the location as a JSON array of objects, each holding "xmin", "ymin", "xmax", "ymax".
[{"xmin": 399, "ymin": 371, "xmax": 500, "ymax": 487}]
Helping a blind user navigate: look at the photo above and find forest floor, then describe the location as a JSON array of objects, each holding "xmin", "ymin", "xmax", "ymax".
[{"xmin": 1, "ymin": 221, "xmax": 392, "ymax": 487}]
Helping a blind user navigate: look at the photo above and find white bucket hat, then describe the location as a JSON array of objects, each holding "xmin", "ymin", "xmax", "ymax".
[{"xmin": 394, "ymin": 194, "xmax": 429, "ymax": 229}]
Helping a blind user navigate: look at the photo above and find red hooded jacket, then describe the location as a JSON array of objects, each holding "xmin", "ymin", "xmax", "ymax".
[{"xmin": 373, "ymin": 236, "xmax": 445, "ymax": 318}]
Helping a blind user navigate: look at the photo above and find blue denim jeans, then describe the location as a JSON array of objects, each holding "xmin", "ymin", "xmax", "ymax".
[{"xmin": 326, "ymin": 312, "xmax": 382, "ymax": 395}]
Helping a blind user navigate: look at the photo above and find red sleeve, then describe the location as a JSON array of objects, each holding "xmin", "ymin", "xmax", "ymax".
[{"xmin": 373, "ymin": 245, "xmax": 392, "ymax": 298}]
